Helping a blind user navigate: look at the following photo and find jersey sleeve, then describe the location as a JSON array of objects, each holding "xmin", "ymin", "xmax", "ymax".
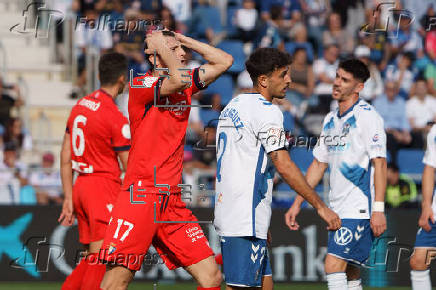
[
  {"xmin": 361, "ymin": 111, "xmax": 387, "ymax": 160},
  {"xmin": 256, "ymin": 106, "xmax": 288, "ymax": 153},
  {"xmin": 423, "ymin": 125, "xmax": 436, "ymax": 168},
  {"xmin": 111, "ymin": 113, "xmax": 131, "ymax": 152},
  {"xmin": 129, "ymin": 76, "xmax": 164, "ymax": 105},
  {"xmin": 313, "ymin": 114, "xmax": 331, "ymax": 163}
]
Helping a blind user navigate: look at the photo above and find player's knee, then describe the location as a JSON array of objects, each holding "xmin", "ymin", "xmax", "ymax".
[
  {"xmin": 100, "ymin": 266, "xmax": 132, "ymax": 290},
  {"xmin": 100, "ymin": 277, "xmax": 129, "ymax": 290},
  {"xmin": 198, "ymin": 267, "xmax": 222, "ymax": 287},
  {"xmin": 209, "ymin": 267, "xmax": 223, "ymax": 286},
  {"xmin": 410, "ymin": 253, "xmax": 428, "ymax": 271}
]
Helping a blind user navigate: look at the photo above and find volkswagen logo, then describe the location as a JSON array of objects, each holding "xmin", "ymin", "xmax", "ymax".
[{"xmin": 334, "ymin": 227, "xmax": 353, "ymax": 246}]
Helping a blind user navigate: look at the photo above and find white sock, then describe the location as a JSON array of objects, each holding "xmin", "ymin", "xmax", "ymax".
[
  {"xmin": 411, "ymin": 269, "xmax": 431, "ymax": 290},
  {"xmin": 347, "ymin": 279, "xmax": 362, "ymax": 290},
  {"xmin": 327, "ymin": 272, "xmax": 347, "ymax": 290}
]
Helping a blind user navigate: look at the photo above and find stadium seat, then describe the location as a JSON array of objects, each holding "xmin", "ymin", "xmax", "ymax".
[
  {"xmin": 217, "ymin": 40, "xmax": 245, "ymax": 73},
  {"xmin": 189, "ymin": 5, "xmax": 223, "ymax": 38},
  {"xmin": 205, "ymin": 74, "xmax": 234, "ymax": 105},
  {"xmin": 397, "ymin": 149, "xmax": 425, "ymax": 175},
  {"xmin": 284, "ymin": 42, "xmax": 314, "ymax": 63},
  {"xmin": 226, "ymin": 7, "xmax": 239, "ymax": 38}
]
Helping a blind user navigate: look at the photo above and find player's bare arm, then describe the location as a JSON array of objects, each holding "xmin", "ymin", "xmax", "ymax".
[
  {"xmin": 269, "ymin": 149, "xmax": 341, "ymax": 230},
  {"xmin": 58, "ymin": 132, "xmax": 75, "ymax": 226},
  {"xmin": 174, "ymin": 33, "xmax": 233, "ymax": 86},
  {"xmin": 117, "ymin": 151, "xmax": 129, "ymax": 172},
  {"xmin": 145, "ymin": 31, "xmax": 190, "ymax": 95},
  {"xmin": 370, "ymin": 157, "xmax": 387, "ymax": 237},
  {"xmin": 285, "ymin": 158, "xmax": 329, "ymax": 230},
  {"xmin": 419, "ymin": 165, "xmax": 435, "ymax": 232}
]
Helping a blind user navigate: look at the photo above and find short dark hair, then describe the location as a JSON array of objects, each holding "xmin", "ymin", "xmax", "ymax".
[
  {"xmin": 98, "ymin": 53, "xmax": 128, "ymax": 86},
  {"xmin": 338, "ymin": 58, "xmax": 370, "ymax": 83},
  {"xmin": 245, "ymin": 48, "xmax": 292, "ymax": 84},
  {"xmin": 144, "ymin": 30, "xmax": 176, "ymax": 69}
]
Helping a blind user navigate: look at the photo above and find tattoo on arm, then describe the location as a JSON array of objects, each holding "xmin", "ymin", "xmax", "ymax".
[{"xmin": 269, "ymin": 151, "xmax": 279, "ymax": 163}]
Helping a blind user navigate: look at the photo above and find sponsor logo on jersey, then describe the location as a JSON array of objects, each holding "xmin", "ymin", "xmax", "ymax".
[
  {"xmin": 142, "ymin": 77, "xmax": 158, "ymax": 88},
  {"xmin": 334, "ymin": 227, "xmax": 353, "ymax": 246},
  {"xmin": 372, "ymin": 134, "xmax": 379, "ymax": 142}
]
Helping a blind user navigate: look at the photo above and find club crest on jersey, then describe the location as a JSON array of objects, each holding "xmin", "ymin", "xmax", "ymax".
[
  {"xmin": 342, "ymin": 123, "xmax": 351, "ymax": 135},
  {"xmin": 334, "ymin": 227, "xmax": 353, "ymax": 246},
  {"xmin": 108, "ymin": 243, "xmax": 117, "ymax": 255}
]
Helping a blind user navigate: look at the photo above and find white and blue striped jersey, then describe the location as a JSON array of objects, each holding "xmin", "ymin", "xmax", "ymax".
[
  {"xmin": 214, "ymin": 93, "xmax": 288, "ymax": 239},
  {"xmin": 423, "ymin": 124, "xmax": 436, "ymax": 215},
  {"xmin": 313, "ymin": 99, "xmax": 386, "ymax": 219}
]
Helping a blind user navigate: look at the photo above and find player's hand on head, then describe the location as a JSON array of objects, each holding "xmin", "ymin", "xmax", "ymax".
[
  {"xmin": 317, "ymin": 207, "xmax": 341, "ymax": 231},
  {"xmin": 173, "ymin": 32, "xmax": 188, "ymax": 43},
  {"xmin": 58, "ymin": 198, "xmax": 75, "ymax": 226},
  {"xmin": 285, "ymin": 204, "xmax": 301, "ymax": 231},
  {"xmin": 418, "ymin": 206, "xmax": 435, "ymax": 232},
  {"xmin": 370, "ymin": 211, "xmax": 387, "ymax": 237},
  {"xmin": 145, "ymin": 30, "xmax": 165, "ymax": 54}
]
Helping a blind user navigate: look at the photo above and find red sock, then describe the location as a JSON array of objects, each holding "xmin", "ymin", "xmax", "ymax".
[
  {"xmin": 197, "ymin": 287, "xmax": 221, "ymax": 290},
  {"xmin": 214, "ymin": 253, "xmax": 223, "ymax": 265},
  {"xmin": 61, "ymin": 257, "xmax": 88, "ymax": 290},
  {"xmin": 80, "ymin": 253, "xmax": 106, "ymax": 290}
]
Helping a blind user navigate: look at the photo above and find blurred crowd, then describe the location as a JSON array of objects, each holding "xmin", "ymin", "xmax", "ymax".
[
  {"xmin": 0, "ymin": 77, "xmax": 62, "ymax": 205},
  {"xmin": 2, "ymin": 0, "xmax": 436, "ymax": 207}
]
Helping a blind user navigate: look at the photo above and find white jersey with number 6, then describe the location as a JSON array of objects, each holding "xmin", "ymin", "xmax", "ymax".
[{"xmin": 214, "ymin": 93, "xmax": 288, "ymax": 239}]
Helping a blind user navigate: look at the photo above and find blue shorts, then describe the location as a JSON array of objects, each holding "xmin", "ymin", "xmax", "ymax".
[
  {"xmin": 221, "ymin": 236, "xmax": 272, "ymax": 287},
  {"xmin": 327, "ymin": 219, "xmax": 374, "ymax": 266},
  {"xmin": 415, "ymin": 221, "xmax": 436, "ymax": 248}
]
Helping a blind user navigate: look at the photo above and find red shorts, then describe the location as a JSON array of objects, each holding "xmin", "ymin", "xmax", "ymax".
[
  {"xmin": 100, "ymin": 185, "xmax": 214, "ymax": 271},
  {"xmin": 73, "ymin": 175, "xmax": 120, "ymax": 244}
]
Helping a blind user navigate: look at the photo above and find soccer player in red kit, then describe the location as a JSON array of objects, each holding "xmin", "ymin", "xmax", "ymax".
[
  {"xmin": 99, "ymin": 30, "xmax": 233, "ymax": 290},
  {"xmin": 58, "ymin": 53, "xmax": 131, "ymax": 289}
]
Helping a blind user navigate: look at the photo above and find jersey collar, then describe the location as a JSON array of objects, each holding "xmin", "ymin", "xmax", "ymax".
[
  {"xmin": 337, "ymin": 98, "xmax": 361, "ymax": 119},
  {"xmin": 97, "ymin": 89, "xmax": 116, "ymax": 105}
]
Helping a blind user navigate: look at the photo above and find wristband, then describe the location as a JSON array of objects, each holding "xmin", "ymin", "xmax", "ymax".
[{"xmin": 373, "ymin": 201, "xmax": 385, "ymax": 212}]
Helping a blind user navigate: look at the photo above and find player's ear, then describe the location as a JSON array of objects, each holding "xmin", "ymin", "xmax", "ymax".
[
  {"xmin": 148, "ymin": 54, "xmax": 161, "ymax": 68},
  {"xmin": 354, "ymin": 82, "xmax": 364, "ymax": 94},
  {"xmin": 258, "ymin": 75, "xmax": 268, "ymax": 88},
  {"xmin": 118, "ymin": 74, "xmax": 126, "ymax": 84}
]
